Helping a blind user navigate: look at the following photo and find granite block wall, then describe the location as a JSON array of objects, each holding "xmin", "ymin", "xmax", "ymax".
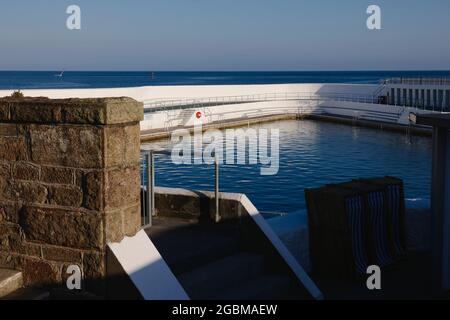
[{"xmin": 0, "ymin": 97, "xmax": 143, "ymax": 291}]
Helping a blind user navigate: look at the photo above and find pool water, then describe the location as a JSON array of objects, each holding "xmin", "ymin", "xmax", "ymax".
[{"xmin": 142, "ymin": 120, "xmax": 432, "ymax": 214}]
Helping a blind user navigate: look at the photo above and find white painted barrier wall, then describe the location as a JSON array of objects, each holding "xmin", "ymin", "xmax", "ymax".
[
  {"xmin": 0, "ymin": 83, "xmax": 444, "ymax": 131},
  {"xmin": 0, "ymin": 83, "xmax": 378, "ymax": 101},
  {"xmin": 239, "ymin": 194, "xmax": 324, "ymax": 300},
  {"xmin": 108, "ymin": 230, "xmax": 189, "ymax": 300},
  {"xmin": 141, "ymin": 100, "xmax": 316, "ymax": 131},
  {"xmin": 141, "ymin": 99, "xmax": 438, "ymax": 132}
]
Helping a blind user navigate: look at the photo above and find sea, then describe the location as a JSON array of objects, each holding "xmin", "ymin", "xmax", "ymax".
[{"xmin": 1, "ymin": 70, "xmax": 450, "ymax": 90}]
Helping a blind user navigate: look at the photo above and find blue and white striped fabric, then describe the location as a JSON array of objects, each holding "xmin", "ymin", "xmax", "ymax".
[
  {"xmin": 346, "ymin": 196, "xmax": 368, "ymax": 274},
  {"xmin": 368, "ymin": 191, "xmax": 392, "ymax": 267},
  {"xmin": 388, "ymin": 185, "xmax": 405, "ymax": 255}
]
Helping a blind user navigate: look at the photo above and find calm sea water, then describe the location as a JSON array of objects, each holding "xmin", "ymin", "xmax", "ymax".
[
  {"xmin": 1, "ymin": 71, "xmax": 450, "ymax": 89},
  {"xmin": 142, "ymin": 120, "xmax": 432, "ymax": 214}
]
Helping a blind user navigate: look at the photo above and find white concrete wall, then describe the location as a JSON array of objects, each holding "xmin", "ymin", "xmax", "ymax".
[
  {"xmin": 142, "ymin": 98, "xmax": 439, "ymax": 132},
  {"xmin": 0, "ymin": 83, "xmax": 378, "ymax": 101},
  {"xmin": 1, "ymin": 83, "xmax": 444, "ymax": 131},
  {"xmin": 141, "ymin": 100, "xmax": 315, "ymax": 131},
  {"xmin": 108, "ymin": 230, "xmax": 189, "ymax": 300}
]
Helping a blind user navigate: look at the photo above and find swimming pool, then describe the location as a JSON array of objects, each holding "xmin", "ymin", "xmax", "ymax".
[{"xmin": 142, "ymin": 120, "xmax": 432, "ymax": 214}]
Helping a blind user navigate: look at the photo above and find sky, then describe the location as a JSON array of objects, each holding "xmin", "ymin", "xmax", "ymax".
[{"xmin": 0, "ymin": 0, "xmax": 449, "ymax": 71}]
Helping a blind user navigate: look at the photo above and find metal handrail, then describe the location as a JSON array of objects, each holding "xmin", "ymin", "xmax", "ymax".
[
  {"xmin": 143, "ymin": 92, "xmax": 381, "ymax": 113},
  {"xmin": 143, "ymin": 92, "xmax": 374, "ymax": 104},
  {"xmin": 140, "ymin": 89, "xmax": 450, "ymax": 117},
  {"xmin": 384, "ymin": 77, "xmax": 450, "ymax": 86},
  {"xmin": 140, "ymin": 150, "xmax": 221, "ymax": 228}
]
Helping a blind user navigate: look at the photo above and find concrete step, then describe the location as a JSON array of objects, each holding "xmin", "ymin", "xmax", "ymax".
[
  {"xmin": 0, "ymin": 269, "xmax": 23, "ymax": 298},
  {"xmin": 358, "ymin": 111, "xmax": 400, "ymax": 120},
  {"xmin": 179, "ymin": 252, "xmax": 265, "ymax": 299},
  {"xmin": 359, "ymin": 114, "xmax": 399, "ymax": 122},
  {"xmin": 214, "ymin": 274, "xmax": 292, "ymax": 300},
  {"xmin": 1, "ymin": 287, "xmax": 49, "ymax": 300},
  {"xmin": 147, "ymin": 217, "xmax": 241, "ymax": 275}
]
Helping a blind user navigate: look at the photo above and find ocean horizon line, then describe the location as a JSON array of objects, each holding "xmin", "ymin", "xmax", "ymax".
[
  {"xmin": 2, "ymin": 70, "xmax": 450, "ymax": 90},
  {"xmin": 1, "ymin": 69, "xmax": 450, "ymax": 73}
]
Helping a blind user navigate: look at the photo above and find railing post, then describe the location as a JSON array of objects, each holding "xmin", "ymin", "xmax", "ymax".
[
  {"xmin": 215, "ymin": 153, "xmax": 220, "ymax": 223},
  {"xmin": 144, "ymin": 151, "xmax": 152, "ymax": 227},
  {"xmin": 151, "ymin": 151, "xmax": 155, "ymax": 219}
]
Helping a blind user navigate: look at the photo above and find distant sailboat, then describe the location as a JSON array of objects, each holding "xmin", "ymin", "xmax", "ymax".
[
  {"xmin": 151, "ymin": 72, "xmax": 156, "ymax": 80},
  {"xmin": 54, "ymin": 70, "xmax": 64, "ymax": 78}
]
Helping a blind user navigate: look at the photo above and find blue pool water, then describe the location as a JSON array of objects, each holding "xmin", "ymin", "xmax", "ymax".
[
  {"xmin": 142, "ymin": 120, "xmax": 432, "ymax": 214},
  {"xmin": 1, "ymin": 70, "xmax": 450, "ymax": 89}
]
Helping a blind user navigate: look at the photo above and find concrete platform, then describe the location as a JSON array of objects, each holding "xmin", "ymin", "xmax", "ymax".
[
  {"xmin": 140, "ymin": 113, "xmax": 431, "ymax": 143},
  {"xmin": 146, "ymin": 216, "xmax": 310, "ymax": 300},
  {"xmin": 141, "ymin": 114, "xmax": 298, "ymax": 142}
]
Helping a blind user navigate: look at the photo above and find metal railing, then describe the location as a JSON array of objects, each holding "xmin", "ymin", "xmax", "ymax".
[
  {"xmin": 142, "ymin": 92, "xmax": 382, "ymax": 113},
  {"xmin": 372, "ymin": 83, "xmax": 387, "ymax": 97},
  {"xmin": 140, "ymin": 150, "xmax": 221, "ymax": 228},
  {"xmin": 140, "ymin": 78, "xmax": 450, "ymax": 115},
  {"xmin": 384, "ymin": 77, "xmax": 450, "ymax": 86},
  {"xmin": 141, "ymin": 150, "xmax": 156, "ymax": 228},
  {"xmin": 139, "ymin": 90, "xmax": 450, "ymax": 122},
  {"xmin": 387, "ymin": 97, "xmax": 450, "ymax": 112}
]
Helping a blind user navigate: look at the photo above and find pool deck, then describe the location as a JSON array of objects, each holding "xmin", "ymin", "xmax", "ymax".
[
  {"xmin": 140, "ymin": 114, "xmax": 299, "ymax": 142},
  {"xmin": 308, "ymin": 114, "xmax": 431, "ymax": 136}
]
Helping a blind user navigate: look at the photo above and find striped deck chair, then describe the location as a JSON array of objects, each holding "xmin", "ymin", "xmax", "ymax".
[
  {"xmin": 345, "ymin": 196, "xmax": 369, "ymax": 274},
  {"xmin": 367, "ymin": 191, "xmax": 393, "ymax": 267},
  {"xmin": 387, "ymin": 184, "xmax": 406, "ymax": 256}
]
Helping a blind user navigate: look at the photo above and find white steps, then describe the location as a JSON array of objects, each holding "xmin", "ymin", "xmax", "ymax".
[{"xmin": 0, "ymin": 269, "xmax": 23, "ymax": 298}]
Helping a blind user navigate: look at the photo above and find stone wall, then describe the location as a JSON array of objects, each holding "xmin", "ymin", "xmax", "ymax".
[{"xmin": 0, "ymin": 97, "xmax": 143, "ymax": 293}]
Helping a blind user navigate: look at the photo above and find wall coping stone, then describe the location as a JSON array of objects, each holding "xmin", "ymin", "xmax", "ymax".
[{"xmin": 0, "ymin": 97, "xmax": 143, "ymax": 125}]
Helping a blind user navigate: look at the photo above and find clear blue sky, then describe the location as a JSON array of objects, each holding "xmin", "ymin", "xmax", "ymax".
[{"xmin": 1, "ymin": 0, "xmax": 449, "ymax": 71}]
